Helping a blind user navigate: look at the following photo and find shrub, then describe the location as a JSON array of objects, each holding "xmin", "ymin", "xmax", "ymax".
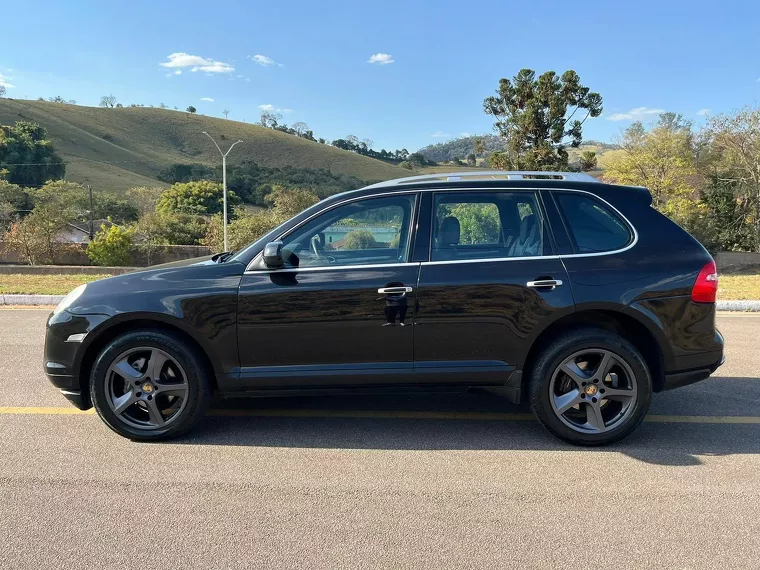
[
  {"xmin": 87, "ymin": 223, "xmax": 134, "ymax": 266},
  {"xmin": 344, "ymin": 229, "xmax": 377, "ymax": 250}
]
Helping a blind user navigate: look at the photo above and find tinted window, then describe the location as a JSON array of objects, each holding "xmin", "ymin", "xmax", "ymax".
[
  {"xmin": 555, "ymin": 193, "xmax": 632, "ymax": 253},
  {"xmin": 432, "ymin": 192, "xmax": 547, "ymax": 261},
  {"xmin": 280, "ymin": 194, "xmax": 415, "ymax": 268}
]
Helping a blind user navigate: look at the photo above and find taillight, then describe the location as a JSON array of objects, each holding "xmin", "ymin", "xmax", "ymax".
[{"xmin": 691, "ymin": 260, "xmax": 718, "ymax": 303}]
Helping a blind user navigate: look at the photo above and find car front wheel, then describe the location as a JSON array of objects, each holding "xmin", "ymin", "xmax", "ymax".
[
  {"xmin": 89, "ymin": 330, "xmax": 212, "ymax": 441},
  {"xmin": 529, "ymin": 328, "xmax": 652, "ymax": 445}
]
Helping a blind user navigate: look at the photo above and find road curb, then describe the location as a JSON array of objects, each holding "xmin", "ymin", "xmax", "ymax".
[
  {"xmin": 2, "ymin": 295, "xmax": 760, "ymax": 311},
  {"xmin": 1, "ymin": 294, "xmax": 65, "ymax": 306}
]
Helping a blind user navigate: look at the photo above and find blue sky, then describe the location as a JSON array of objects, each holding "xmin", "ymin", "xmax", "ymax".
[{"xmin": 2, "ymin": 0, "xmax": 760, "ymax": 152}]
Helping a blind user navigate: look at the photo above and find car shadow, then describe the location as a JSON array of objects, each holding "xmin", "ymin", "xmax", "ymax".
[{"xmin": 170, "ymin": 375, "xmax": 760, "ymax": 467}]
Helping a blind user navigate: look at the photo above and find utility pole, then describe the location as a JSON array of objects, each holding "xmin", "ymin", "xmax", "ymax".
[
  {"xmin": 201, "ymin": 131, "xmax": 243, "ymax": 252},
  {"xmin": 88, "ymin": 184, "xmax": 94, "ymax": 241}
]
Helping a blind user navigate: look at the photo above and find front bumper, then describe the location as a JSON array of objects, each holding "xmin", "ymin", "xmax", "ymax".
[{"xmin": 44, "ymin": 310, "xmax": 109, "ymax": 410}]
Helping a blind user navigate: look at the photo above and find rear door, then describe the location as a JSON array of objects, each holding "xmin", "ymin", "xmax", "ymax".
[{"xmin": 414, "ymin": 189, "xmax": 575, "ymax": 383}]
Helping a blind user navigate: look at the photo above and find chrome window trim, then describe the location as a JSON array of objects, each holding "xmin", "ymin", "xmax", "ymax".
[
  {"xmin": 244, "ymin": 186, "xmax": 639, "ymax": 272},
  {"xmin": 245, "ymin": 191, "xmax": 419, "ymax": 273},
  {"xmin": 245, "ymin": 261, "xmax": 419, "ymax": 275}
]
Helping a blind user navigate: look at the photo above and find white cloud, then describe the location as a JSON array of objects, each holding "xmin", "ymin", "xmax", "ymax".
[
  {"xmin": 696, "ymin": 108, "xmax": 711, "ymax": 116},
  {"xmin": 431, "ymin": 131, "xmax": 451, "ymax": 138},
  {"xmin": 258, "ymin": 104, "xmax": 292, "ymax": 113},
  {"xmin": 606, "ymin": 106, "xmax": 665, "ymax": 121},
  {"xmin": 236, "ymin": 74, "xmax": 244, "ymax": 78},
  {"xmin": 460, "ymin": 132, "xmax": 472, "ymax": 137},
  {"xmin": 0, "ymin": 72, "xmax": 15, "ymax": 88},
  {"xmin": 249, "ymin": 54, "xmax": 283, "ymax": 67},
  {"xmin": 200, "ymin": 97, "xmax": 214, "ymax": 102},
  {"xmin": 368, "ymin": 53, "xmax": 394, "ymax": 65},
  {"xmin": 159, "ymin": 52, "xmax": 234, "ymax": 74}
]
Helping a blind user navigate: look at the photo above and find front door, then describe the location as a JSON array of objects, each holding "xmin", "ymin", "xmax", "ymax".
[
  {"xmin": 414, "ymin": 190, "xmax": 575, "ymax": 386},
  {"xmin": 236, "ymin": 193, "xmax": 420, "ymax": 388}
]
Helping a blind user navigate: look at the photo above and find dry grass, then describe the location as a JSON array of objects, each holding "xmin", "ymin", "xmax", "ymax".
[
  {"xmin": 0, "ymin": 274, "xmax": 113, "ymax": 295},
  {"xmin": 718, "ymin": 274, "xmax": 760, "ymax": 301}
]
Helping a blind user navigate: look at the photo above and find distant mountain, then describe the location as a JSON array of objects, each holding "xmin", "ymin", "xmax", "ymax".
[
  {"xmin": 416, "ymin": 135, "xmax": 620, "ymax": 166},
  {"xmin": 417, "ymin": 135, "xmax": 502, "ymax": 163}
]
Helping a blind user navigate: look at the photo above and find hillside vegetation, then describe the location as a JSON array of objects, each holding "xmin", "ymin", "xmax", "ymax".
[
  {"xmin": 0, "ymin": 99, "xmax": 408, "ymax": 192},
  {"xmin": 417, "ymin": 134, "xmax": 620, "ymax": 169}
]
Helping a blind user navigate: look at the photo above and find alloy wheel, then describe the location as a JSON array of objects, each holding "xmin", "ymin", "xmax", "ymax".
[
  {"xmin": 105, "ymin": 347, "xmax": 189, "ymax": 430},
  {"xmin": 549, "ymin": 348, "xmax": 638, "ymax": 434}
]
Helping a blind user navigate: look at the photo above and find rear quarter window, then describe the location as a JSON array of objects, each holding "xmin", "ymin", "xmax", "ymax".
[{"xmin": 554, "ymin": 192, "xmax": 633, "ymax": 254}]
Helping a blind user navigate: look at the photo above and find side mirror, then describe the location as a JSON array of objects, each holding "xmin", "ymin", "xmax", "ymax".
[{"xmin": 263, "ymin": 241, "xmax": 284, "ymax": 268}]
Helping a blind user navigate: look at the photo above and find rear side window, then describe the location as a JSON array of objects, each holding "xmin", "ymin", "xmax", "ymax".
[
  {"xmin": 431, "ymin": 192, "xmax": 548, "ymax": 261},
  {"xmin": 555, "ymin": 193, "xmax": 633, "ymax": 254}
]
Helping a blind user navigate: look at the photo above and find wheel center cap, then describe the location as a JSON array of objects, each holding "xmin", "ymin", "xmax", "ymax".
[
  {"xmin": 585, "ymin": 384, "xmax": 598, "ymax": 396},
  {"xmin": 142, "ymin": 382, "xmax": 154, "ymax": 393}
]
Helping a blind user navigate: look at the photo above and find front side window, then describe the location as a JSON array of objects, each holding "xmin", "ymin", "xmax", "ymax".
[
  {"xmin": 431, "ymin": 192, "xmax": 547, "ymax": 261},
  {"xmin": 555, "ymin": 192, "xmax": 633, "ymax": 253},
  {"xmin": 279, "ymin": 194, "xmax": 416, "ymax": 268}
]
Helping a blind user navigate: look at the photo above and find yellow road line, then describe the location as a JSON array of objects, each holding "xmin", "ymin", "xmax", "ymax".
[{"xmin": 3, "ymin": 406, "xmax": 760, "ymax": 424}]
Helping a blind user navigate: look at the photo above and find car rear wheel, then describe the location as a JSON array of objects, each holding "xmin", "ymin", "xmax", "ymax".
[
  {"xmin": 528, "ymin": 328, "xmax": 652, "ymax": 445},
  {"xmin": 90, "ymin": 330, "xmax": 212, "ymax": 441}
]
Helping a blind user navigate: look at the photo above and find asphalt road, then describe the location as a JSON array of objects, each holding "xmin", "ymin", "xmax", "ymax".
[{"xmin": 1, "ymin": 309, "xmax": 760, "ymax": 569}]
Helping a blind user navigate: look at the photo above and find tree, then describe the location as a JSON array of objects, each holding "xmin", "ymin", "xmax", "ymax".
[
  {"xmin": 265, "ymin": 185, "xmax": 319, "ymax": 219},
  {"xmin": 0, "ymin": 121, "xmax": 66, "ymax": 187},
  {"xmin": 0, "ymin": 85, "xmax": 6, "ymax": 98},
  {"xmin": 223, "ymin": 109, "xmax": 230, "ymax": 119},
  {"xmin": 87, "ymin": 223, "xmax": 134, "ymax": 266},
  {"xmin": 292, "ymin": 122, "xmax": 309, "ymax": 136},
  {"xmin": 159, "ymin": 102, "xmax": 167, "ymax": 109},
  {"xmin": 33, "ymin": 180, "xmax": 139, "ymax": 225},
  {"xmin": 157, "ymin": 180, "xmax": 239, "ymax": 217},
  {"xmin": 99, "ymin": 94, "xmax": 117, "ymax": 108},
  {"xmin": 579, "ymin": 150, "xmax": 597, "ymax": 171},
  {"xmin": 466, "ymin": 153, "xmax": 477, "ymax": 166},
  {"xmin": 474, "ymin": 138, "xmax": 485, "ymax": 157},
  {"xmin": 483, "ymin": 69, "xmax": 603, "ymax": 170},
  {"xmin": 186, "ymin": 106, "xmax": 197, "ymax": 114},
  {"xmin": 344, "ymin": 229, "xmax": 377, "ymax": 250},
  {"xmin": 702, "ymin": 107, "xmax": 760, "ymax": 251},
  {"xmin": 202, "ymin": 211, "xmax": 278, "ymax": 252},
  {"xmin": 4, "ymin": 202, "xmax": 68, "ymax": 264},
  {"xmin": 450, "ymin": 203, "xmax": 501, "ymax": 244},
  {"xmin": 259, "ymin": 111, "xmax": 282, "ymax": 128},
  {"xmin": 126, "ymin": 186, "xmax": 164, "ymax": 215},
  {"xmin": 604, "ymin": 113, "xmax": 696, "ymax": 209},
  {"xmin": 0, "ymin": 180, "xmax": 33, "ymax": 217}
]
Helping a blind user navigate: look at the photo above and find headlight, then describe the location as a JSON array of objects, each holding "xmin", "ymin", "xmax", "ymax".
[{"xmin": 53, "ymin": 284, "xmax": 87, "ymax": 316}]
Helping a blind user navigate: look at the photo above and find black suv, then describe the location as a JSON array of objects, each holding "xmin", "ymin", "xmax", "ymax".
[{"xmin": 44, "ymin": 172, "xmax": 724, "ymax": 445}]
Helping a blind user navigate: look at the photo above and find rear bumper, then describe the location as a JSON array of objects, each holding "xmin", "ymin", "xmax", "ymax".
[{"xmin": 662, "ymin": 353, "xmax": 725, "ymax": 392}]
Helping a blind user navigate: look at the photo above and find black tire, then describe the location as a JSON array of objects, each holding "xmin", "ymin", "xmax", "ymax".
[
  {"xmin": 90, "ymin": 330, "xmax": 213, "ymax": 441},
  {"xmin": 528, "ymin": 327, "xmax": 652, "ymax": 446}
]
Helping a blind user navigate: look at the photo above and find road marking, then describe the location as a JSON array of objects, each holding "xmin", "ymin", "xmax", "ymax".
[
  {"xmin": 3, "ymin": 406, "xmax": 760, "ymax": 424},
  {"xmin": 0, "ymin": 406, "xmax": 95, "ymax": 415}
]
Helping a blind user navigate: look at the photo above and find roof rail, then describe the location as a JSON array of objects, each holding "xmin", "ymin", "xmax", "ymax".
[{"xmin": 364, "ymin": 171, "xmax": 599, "ymax": 189}]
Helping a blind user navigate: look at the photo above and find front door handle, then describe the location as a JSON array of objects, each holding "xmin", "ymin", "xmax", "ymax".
[
  {"xmin": 526, "ymin": 279, "xmax": 563, "ymax": 290},
  {"xmin": 378, "ymin": 286, "xmax": 413, "ymax": 294}
]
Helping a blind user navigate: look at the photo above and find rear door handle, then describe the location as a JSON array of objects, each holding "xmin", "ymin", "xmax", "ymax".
[
  {"xmin": 526, "ymin": 279, "xmax": 563, "ymax": 290},
  {"xmin": 378, "ymin": 286, "xmax": 413, "ymax": 294}
]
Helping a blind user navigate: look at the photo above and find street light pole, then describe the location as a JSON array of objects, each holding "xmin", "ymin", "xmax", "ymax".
[{"xmin": 201, "ymin": 131, "xmax": 243, "ymax": 252}]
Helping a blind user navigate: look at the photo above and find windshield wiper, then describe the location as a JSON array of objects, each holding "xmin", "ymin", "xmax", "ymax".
[{"xmin": 211, "ymin": 251, "xmax": 235, "ymax": 263}]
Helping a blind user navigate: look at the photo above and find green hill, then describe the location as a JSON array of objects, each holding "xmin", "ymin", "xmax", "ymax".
[{"xmin": 0, "ymin": 99, "xmax": 408, "ymax": 192}]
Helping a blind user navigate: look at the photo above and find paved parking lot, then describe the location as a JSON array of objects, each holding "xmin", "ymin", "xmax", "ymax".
[{"xmin": 1, "ymin": 309, "xmax": 759, "ymax": 569}]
